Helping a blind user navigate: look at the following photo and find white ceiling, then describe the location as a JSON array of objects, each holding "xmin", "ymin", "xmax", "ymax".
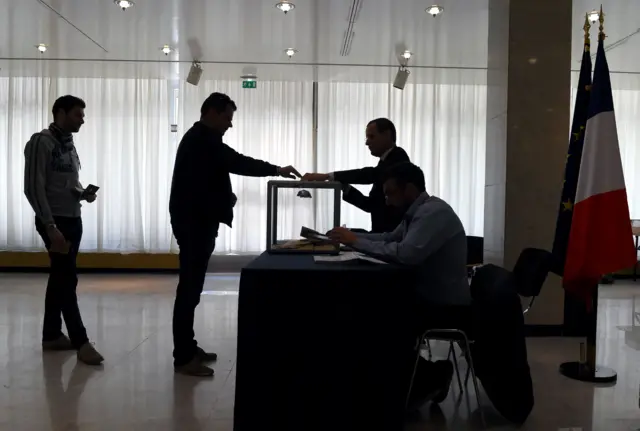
[
  {"xmin": 0, "ymin": 0, "xmax": 638, "ymax": 83},
  {"xmin": 0, "ymin": 0, "xmax": 488, "ymax": 82}
]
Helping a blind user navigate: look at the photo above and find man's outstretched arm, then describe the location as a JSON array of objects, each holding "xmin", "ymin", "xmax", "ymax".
[{"xmin": 221, "ymin": 143, "xmax": 300, "ymax": 178}]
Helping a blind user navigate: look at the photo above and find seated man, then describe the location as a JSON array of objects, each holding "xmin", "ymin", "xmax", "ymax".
[{"xmin": 328, "ymin": 162, "xmax": 472, "ymax": 407}]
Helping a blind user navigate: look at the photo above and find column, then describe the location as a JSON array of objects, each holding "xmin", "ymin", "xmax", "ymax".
[{"xmin": 484, "ymin": 0, "xmax": 573, "ymax": 327}]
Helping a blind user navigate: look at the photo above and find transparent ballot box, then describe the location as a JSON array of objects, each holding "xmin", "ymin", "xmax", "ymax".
[{"xmin": 266, "ymin": 180, "xmax": 341, "ymax": 254}]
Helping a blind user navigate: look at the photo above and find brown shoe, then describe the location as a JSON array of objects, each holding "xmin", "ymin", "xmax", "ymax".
[
  {"xmin": 43, "ymin": 335, "xmax": 74, "ymax": 351},
  {"xmin": 77, "ymin": 342, "xmax": 104, "ymax": 366},
  {"xmin": 175, "ymin": 358, "xmax": 214, "ymax": 377}
]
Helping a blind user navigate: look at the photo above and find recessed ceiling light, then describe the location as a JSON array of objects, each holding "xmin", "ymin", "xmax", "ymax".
[
  {"xmin": 587, "ymin": 9, "xmax": 599, "ymax": 24},
  {"xmin": 36, "ymin": 43, "xmax": 48, "ymax": 53},
  {"xmin": 275, "ymin": 1, "xmax": 295, "ymax": 14},
  {"xmin": 402, "ymin": 50, "xmax": 412, "ymax": 60},
  {"xmin": 114, "ymin": 0, "xmax": 134, "ymax": 10},
  {"xmin": 425, "ymin": 5, "xmax": 443, "ymax": 17},
  {"xmin": 160, "ymin": 45, "xmax": 173, "ymax": 55},
  {"xmin": 284, "ymin": 48, "xmax": 298, "ymax": 58}
]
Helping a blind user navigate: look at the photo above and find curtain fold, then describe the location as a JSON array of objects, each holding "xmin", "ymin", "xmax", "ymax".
[
  {"xmin": 0, "ymin": 77, "xmax": 172, "ymax": 253},
  {"xmin": 1, "ymin": 76, "xmax": 490, "ymax": 253}
]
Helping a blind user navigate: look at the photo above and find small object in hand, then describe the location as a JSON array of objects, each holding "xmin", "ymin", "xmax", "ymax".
[
  {"xmin": 83, "ymin": 184, "xmax": 99, "ymax": 203},
  {"xmin": 84, "ymin": 184, "xmax": 100, "ymax": 195},
  {"xmin": 297, "ymin": 190, "xmax": 311, "ymax": 198}
]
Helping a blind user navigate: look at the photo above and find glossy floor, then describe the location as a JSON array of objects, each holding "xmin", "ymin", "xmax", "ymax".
[{"xmin": 0, "ymin": 274, "xmax": 639, "ymax": 431}]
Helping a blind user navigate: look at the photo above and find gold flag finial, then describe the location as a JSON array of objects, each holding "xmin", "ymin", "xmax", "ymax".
[
  {"xmin": 583, "ymin": 13, "xmax": 591, "ymax": 51},
  {"xmin": 599, "ymin": 5, "xmax": 606, "ymax": 40}
]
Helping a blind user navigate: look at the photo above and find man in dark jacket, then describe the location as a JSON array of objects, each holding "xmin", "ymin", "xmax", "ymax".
[
  {"xmin": 169, "ymin": 92, "xmax": 300, "ymax": 376},
  {"xmin": 302, "ymin": 118, "xmax": 410, "ymax": 233}
]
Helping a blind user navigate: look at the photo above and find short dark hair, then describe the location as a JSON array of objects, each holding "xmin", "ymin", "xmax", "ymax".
[
  {"xmin": 368, "ymin": 118, "xmax": 396, "ymax": 143},
  {"xmin": 201, "ymin": 92, "xmax": 237, "ymax": 118},
  {"xmin": 383, "ymin": 162, "xmax": 426, "ymax": 192},
  {"xmin": 52, "ymin": 95, "xmax": 86, "ymax": 119}
]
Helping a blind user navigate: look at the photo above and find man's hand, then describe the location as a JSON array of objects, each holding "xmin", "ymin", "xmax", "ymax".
[
  {"xmin": 85, "ymin": 193, "xmax": 97, "ymax": 203},
  {"xmin": 278, "ymin": 166, "xmax": 301, "ymax": 179},
  {"xmin": 46, "ymin": 225, "xmax": 70, "ymax": 254},
  {"xmin": 302, "ymin": 173, "xmax": 330, "ymax": 182},
  {"xmin": 328, "ymin": 227, "xmax": 358, "ymax": 245}
]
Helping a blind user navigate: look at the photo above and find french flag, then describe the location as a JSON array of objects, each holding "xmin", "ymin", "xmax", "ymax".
[{"xmin": 564, "ymin": 37, "xmax": 637, "ymax": 304}]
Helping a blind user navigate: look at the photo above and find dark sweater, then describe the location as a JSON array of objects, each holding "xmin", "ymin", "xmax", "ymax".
[
  {"xmin": 169, "ymin": 121, "xmax": 279, "ymax": 227},
  {"xmin": 333, "ymin": 146, "xmax": 410, "ymax": 233}
]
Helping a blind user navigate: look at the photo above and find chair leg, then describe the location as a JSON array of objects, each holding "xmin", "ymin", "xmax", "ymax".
[
  {"xmin": 449, "ymin": 342, "xmax": 464, "ymax": 394},
  {"xmin": 461, "ymin": 339, "xmax": 485, "ymax": 428},
  {"xmin": 405, "ymin": 343, "xmax": 423, "ymax": 411},
  {"xmin": 464, "ymin": 365, "xmax": 471, "ymax": 388}
]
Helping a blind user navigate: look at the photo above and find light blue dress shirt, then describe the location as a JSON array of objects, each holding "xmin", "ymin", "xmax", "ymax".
[{"xmin": 352, "ymin": 193, "xmax": 472, "ymax": 306}]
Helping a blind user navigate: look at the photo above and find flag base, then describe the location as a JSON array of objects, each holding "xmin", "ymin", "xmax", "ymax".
[{"xmin": 559, "ymin": 361, "xmax": 617, "ymax": 383}]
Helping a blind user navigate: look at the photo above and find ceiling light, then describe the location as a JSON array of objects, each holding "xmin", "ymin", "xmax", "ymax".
[
  {"xmin": 160, "ymin": 45, "xmax": 173, "ymax": 55},
  {"xmin": 284, "ymin": 48, "xmax": 298, "ymax": 58},
  {"xmin": 275, "ymin": 1, "xmax": 295, "ymax": 14},
  {"xmin": 588, "ymin": 9, "xmax": 599, "ymax": 24},
  {"xmin": 425, "ymin": 5, "xmax": 443, "ymax": 17},
  {"xmin": 402, "ymin": 50, "xmax": 412, "ymax": 60},
  {"xmin": 114, "ymin": 0, "xmax": 134, "ymax": 10},
  {"xmin": 36, "ymin": 43, "xmax": 47, "ymax": 53}
]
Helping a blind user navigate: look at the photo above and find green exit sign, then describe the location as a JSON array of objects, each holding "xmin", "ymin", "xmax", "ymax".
[{"xmin": 242, "ymin": 80, "xmax": 257, "ymax": 89}]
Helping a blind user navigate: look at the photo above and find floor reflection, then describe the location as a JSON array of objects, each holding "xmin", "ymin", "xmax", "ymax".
[{"xmin": 0, "ymin": 274, "xmax": 638, "ymax": 430}]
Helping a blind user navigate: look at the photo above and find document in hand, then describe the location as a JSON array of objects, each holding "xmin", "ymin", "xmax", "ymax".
[{"xmin": 300, "ymin": 226, "xmax": 332, "ymax": 243}]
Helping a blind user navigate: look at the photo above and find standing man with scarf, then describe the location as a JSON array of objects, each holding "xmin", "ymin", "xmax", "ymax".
[{"xmin": 24, "ymin": 95, "xmax": 104, "ymax": 366}]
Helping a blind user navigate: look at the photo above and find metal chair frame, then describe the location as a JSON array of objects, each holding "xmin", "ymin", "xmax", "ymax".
[{"xmin": 407, "ymin": 328, "xmax": 486, "ymax": 427}]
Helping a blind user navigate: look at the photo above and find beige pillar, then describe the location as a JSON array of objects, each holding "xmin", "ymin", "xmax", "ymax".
[{"xmin": 485, "ymin": 0, "xmax": 573, "ymax": 326}]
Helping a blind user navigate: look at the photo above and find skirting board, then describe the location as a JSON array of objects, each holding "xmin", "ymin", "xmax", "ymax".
[{"xmin": 0, "ymin": 252, "xmax": 258, "ymax": 273}]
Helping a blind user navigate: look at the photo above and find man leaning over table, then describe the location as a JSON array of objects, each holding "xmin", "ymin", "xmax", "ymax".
[
  {"xmin": 328, "ymin": 162, "xmax": 472, "ymax": 408},
  {"xmin": 302, "ymin": 118, "xmax": 410, "ymax": 233}
]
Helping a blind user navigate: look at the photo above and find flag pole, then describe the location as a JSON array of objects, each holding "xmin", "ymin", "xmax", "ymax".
[{"xmin": 558, "ymin": 8, "xmax": 617, "ymax": 384}]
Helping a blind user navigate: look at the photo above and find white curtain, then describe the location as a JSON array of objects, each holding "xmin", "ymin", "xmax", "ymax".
[
  {"xmin": 178, "ymin": 80, "xmax": 314, "ymax": 254},
  {"xmin": 316, "ymin": 82, "xmax": 487, "ymax": 236},
  {"xmin": 1, "ymin": 76, "xmax": 486, "ymax": 254},
  {"xmin": 0, "ymin": 77, "xmax": 172, "ymax": 253}
]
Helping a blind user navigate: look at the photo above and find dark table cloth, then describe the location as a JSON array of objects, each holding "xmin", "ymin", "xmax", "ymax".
[{"xmin": 233, "ymin": 252, "xmax": 416, "ymax": 431}]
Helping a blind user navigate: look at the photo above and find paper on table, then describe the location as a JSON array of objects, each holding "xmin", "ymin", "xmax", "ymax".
[
  {"xmin": 313, "ymin": 252, "xmax": 360, "ymax": 262},
  {"xmin": 313, "ymin": 251, "xmax": 387, "ymax": 264},
  {"xmin": 355, "ymin": 253, "xmax": 388, "ymax": 265}
]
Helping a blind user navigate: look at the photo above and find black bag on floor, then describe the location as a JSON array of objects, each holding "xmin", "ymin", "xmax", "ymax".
[{"xmin": 469, "ymin": 264, "xmax": 534, "ymax": 425}]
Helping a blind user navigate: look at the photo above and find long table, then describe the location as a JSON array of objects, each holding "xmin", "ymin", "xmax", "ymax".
[{"xmin": 233, "ymin": 252, "xmax": 416, "ymax": 431}]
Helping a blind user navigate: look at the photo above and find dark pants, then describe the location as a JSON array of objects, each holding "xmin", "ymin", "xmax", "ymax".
[
  {"xmin": 35, "ymin": 216, "xmax": 89, "ymax": 349},
  {"xmin": 171, "ymin": 220, "xmax": 219, "ymax": 366}
]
